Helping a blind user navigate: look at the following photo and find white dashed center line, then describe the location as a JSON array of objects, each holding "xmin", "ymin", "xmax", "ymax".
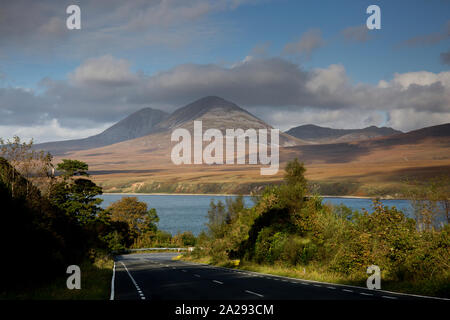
[
  {"xmin": 120, "ymin": 261, "xmax": 146, "ymax": 300},
  {"xmin": 360, "ymin": 292, "xmax": 373, "ymax": 296},
  {"xmin": 245, "ymin": 290, "xmax": 264, "ymax": 298},
  {"xmin": 382, "ymin": 295, "xmax": 398, "ymax": 300},
  {"xmin": 213, "ymin": 280, "xmax": 224, "ymax": 284}
]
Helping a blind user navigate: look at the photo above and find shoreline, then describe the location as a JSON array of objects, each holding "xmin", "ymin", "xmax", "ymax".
[{"xmin": 101, "ymin": 192, "xmax": 408, "ymax": 200}]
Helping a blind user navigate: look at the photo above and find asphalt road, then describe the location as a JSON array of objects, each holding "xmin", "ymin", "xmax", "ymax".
[{"xmin": 112, "ymin": 253, "xmax": 442, "ymax": 301}]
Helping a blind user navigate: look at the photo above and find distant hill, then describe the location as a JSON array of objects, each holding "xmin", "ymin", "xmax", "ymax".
[
  {"xmin": 35, "ymin": 107, "xmax": 169, "ymax": 155},
  {"xmin": 285, "ymin": 124, "xmax": 402, "ymax": 144},
  {"xmin": 282, "ymin": 123, "xmax": 450, "ymax": 164}
]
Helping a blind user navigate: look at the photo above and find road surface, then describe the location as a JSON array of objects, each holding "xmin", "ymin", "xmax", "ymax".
[{"xmin": 112, "ymin": 253, "xmax": 442, "ymax": 301}]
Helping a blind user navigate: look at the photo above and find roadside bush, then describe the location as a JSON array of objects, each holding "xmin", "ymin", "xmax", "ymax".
[{"xmin": 172, "ymin": 231, "xmax": 197, "ymax": 247}]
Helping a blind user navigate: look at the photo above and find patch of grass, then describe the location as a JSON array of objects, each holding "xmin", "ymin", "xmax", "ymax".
[{"xmin": 0, "ymin": 256, "xmax": 113, "ymax": 300}]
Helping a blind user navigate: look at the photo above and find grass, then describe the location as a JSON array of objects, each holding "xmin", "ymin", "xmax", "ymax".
[{"xmin": 0, "ymin": 256, "xmax": 113, "ymax": 300}]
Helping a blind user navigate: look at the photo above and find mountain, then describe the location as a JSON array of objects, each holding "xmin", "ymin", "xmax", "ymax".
[
  {"xmin": 282, "ymin": 123, "xmax": 450, "ymax": 164},
  {"xmin": 285, "ymin": 124, "xmax": 402, "ymax": 144},
  {"xmin": 35, "ymin": 107, "xmax": 169, "ymax": 155},
  {"xmin": 155, "ymin": 96, "xmax": 255, "ymax": 130},
  {"xmin": 38, "ymin": 96, "xmax": 305, "ymax": 156},
  {"xmin": 152, "ymin": 96, "xmax": 305, "ymax": 147}
]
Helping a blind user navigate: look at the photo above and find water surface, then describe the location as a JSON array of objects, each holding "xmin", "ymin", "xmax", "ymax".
[{"xmin": 99, "ymin": 194, "xmax": 414, "ymax": 235}]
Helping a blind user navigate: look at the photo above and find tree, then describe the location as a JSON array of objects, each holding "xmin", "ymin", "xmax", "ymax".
[
  {"xmin": 284, "ymin": 158, "xmax": 307, "ymax": 188},
  {"xmin": 107, "ymin": 197, "xmax": 159, "ymax": 238},
  {"xmin": 57, "ymin": 159, "xmax": 89, "ymax": 179},
  {"xmin": 404, "ymin": 175, "xmax": 450, "ymax": 230},
  {"xmin": 50, "ymin": 159, "xmax": 104, "ymax": 225},
  {"xmin": 0, "ymin": 136, "xmax": 52, "ymax": 197},
  {"xmin": 206, "ymin": 200, "xmax": 227, "ymax": 239}
]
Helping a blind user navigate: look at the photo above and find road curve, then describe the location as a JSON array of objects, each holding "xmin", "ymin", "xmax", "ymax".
[{"xmin": 112, "ymin": 253, "xmax": 443, "ymax": 301}]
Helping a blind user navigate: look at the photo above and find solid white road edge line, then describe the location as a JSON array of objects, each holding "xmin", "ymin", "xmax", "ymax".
[{"xmin": 110, "ymin": 261, "xmax": 115, "ymax": 300}]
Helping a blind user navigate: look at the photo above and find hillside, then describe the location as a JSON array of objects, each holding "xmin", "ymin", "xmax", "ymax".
[
  {"xmin": 285, "ymin": 124, "xmax": 402, "ymax": 144},
  {"xmin": 35, "ymin": 107, "xmax": 169, "ymax": 155},
  {"xmin": 55, "ymin": 118, "xmax": 450, "ymax": 197}
]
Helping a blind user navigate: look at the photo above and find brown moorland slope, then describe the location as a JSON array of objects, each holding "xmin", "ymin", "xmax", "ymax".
[{"xmin": 57, "ymin": 118, "xmax": 450, "ymax": 196}]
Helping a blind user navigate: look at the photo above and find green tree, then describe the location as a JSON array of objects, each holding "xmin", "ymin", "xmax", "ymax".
[
  {"xmin": 284, "ymin": 158, "xmax": 307, "ymax": 187},
  {"xmin": 50, "ymin": 159, "xmax": 104, "ymax": 225},
  {"xmin": 107, "ymin": 197, "xmax": 159, "ymax": 237},
  {"xmin": 57, "ymin": 159, "xmax": 89, "ymax": 179}
]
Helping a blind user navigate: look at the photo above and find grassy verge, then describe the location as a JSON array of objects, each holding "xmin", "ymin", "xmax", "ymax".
[
  {"xmin": 180, "ymin": 254, "xmax": 450, "ymax": 298},
  {"xmin": 0, "ymin": 256, "xmax": 113, "ymax": 300}
]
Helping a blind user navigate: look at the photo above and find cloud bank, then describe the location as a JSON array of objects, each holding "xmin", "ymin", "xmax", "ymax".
[{"xmin": 1, "ymin": 54, "xmax": 449, "ymax": 141}]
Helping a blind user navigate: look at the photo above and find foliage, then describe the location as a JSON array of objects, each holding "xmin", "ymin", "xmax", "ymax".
[
  {"xmin": 50, "ymin": 178, "xmax": 104, "ymax": 225},
  {"xmin": 0, "ymin": 136, "xmax": 52, "ymax": 197},
  {"xmin": 56, "ymin": 159, "xmax": 89, "ymax": 179},
  {"xmin": 107, "ymin": 196, "xmax": 159, "ymax": 242},
  {"xmin": 403, "ymin": 175, "xmax": 450, "ymax": 229},
  {"xmin": 0, "ymin": 152, "xmax": 135, "ymax": 292},
  {"xmin": 192, "ymin": 158, "xmax": 450, "ymax": 297}
]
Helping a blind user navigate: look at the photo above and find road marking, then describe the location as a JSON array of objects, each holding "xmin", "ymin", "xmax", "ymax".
[
  {"xmin": 313, "ymin": 284, "xmax": 322, "ymax": 287},
  {"xmin": 182, "ymin": 270, "xmax": 187, "ymax": 272},
  {"xmin": 360, "ymin": 292, "xmax": 373, "ymax": 296},
  {"xmin": 343, "ymin": 289, "xmax": 353, "ymax": 293},
  {"xmin": 327, "ymin": 286, "xmax": 336, "ymax": 290},
  {"xmin": 382, "ymin": 296, "xmax": 398, "ymax": 300},
  {"xmin": 245, "ymin": 290, "xmax": 264, "ymax": 298},
  {"xmin": 120, "ymin": 261, "xmax": 147, "ymax": 300},
  {"xmin": 110, "ymin": 261, "xmax": 116, "ymax": 300},
  {"xmin": 213, "ymin": 280, "xmax": 224, "ymax": 284},
  {"xmin": 194, "ymin": 274, "xmax": 201, "ymax": 278}
]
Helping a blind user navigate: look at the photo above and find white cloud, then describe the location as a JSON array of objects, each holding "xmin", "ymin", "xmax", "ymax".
[
  {"xmin": 1, "ymin": 55, "xmax": 449, "ymax": 136},
  {"xmin": 0, "ymin": 119, "xmax": 112, "ymax": 143},
  {"xmin": 69, "ymin": 55, "xmax": 138, "ymax": 86},
  {"xmin": 387, "ymin": 108, "xmax": 450, "ymax": 132}
]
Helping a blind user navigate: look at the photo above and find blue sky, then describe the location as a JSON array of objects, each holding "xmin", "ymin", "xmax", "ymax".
[{"xmin": 0, "ymin": 0, "xmax": 449, "ymax": 142}]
